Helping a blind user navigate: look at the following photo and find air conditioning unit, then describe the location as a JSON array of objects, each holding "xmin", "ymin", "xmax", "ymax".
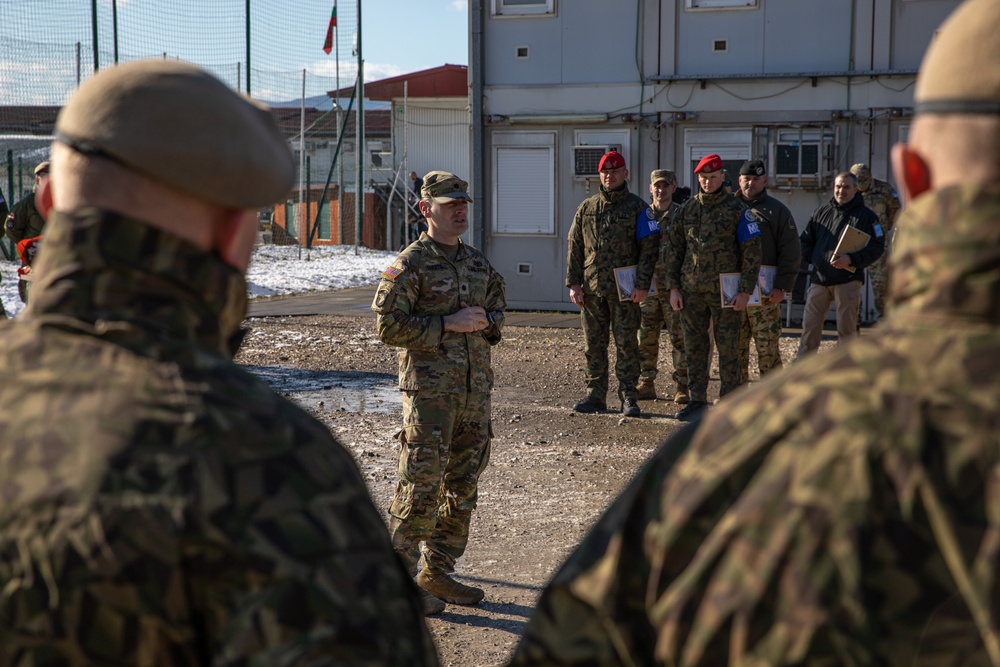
[{"xmin": 571, "ymin": 144, "xmax": 622, "ymax": 179}]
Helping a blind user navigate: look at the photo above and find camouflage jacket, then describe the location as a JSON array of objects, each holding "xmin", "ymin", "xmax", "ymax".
[
  {"xmin": 0, "ymin": 210, "xmax": 437, "ymax": 667},
  {"xmin": 509, "ymin": 185, "xmax": 1000, "ymax": 666},
  {"xmin": 735, "ymin": 188, "xmax": 802, "ymax": 293},
  {"xmin": 652, "ymin": 201, "xmax": 682, "ymax": 294},
  {"xmin": 664, "ymin": 188, "xmax": 762, "ymax": 295},
  {"xmin": 4, "ymin": 191, "xmax": 46, "ymax": 246},
  {"xmin": 801, "ymin": 191, "xmax": 885, "ymax": 286},
  {"xmin": 566, "ymin": 184, "xmax": 659, "ymax": 297},
  {"xmin": 372, "ymin": 232, "xmax": 506, "ymax": 393},
  {"xmin": 863, "ymin": 177, "xmax": 902, "ymax": 234}
]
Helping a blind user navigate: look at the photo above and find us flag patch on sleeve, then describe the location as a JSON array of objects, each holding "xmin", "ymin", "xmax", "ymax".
[{"xmin": 382, "ymin": 259, "xmax": 405, "ymax": 279}]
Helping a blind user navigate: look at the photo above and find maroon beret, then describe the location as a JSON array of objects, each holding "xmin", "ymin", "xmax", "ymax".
[
  {"xmin": 694, "ymin": 153, "xmax": 723, "ymax": 174},
  {"xmin": 598, "ymin": 151, "xmax": 626, "ymax": 171}
]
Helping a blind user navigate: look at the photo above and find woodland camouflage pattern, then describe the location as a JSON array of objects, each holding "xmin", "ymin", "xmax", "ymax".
[
  {"xmin": 639, "ymin": 202, "xmax": 683, "ymax": 386},
  {"xmin": 566, "ymin": 185, "xmax": 658, "ymax": 298},
  {"xmin": 862, "ymin": 178, "xmax": 902, "ymax": 316},
  {"xmin": 0, "ymin": 210, "xmax": 437, "ymax": 666},
  {"xmin": 509, "ymin": 184, "xmax": 1000, "ymax": 666}
]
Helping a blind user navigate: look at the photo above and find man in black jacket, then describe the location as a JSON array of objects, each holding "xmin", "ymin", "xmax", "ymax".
[{"xmin": 797, "ymin": 171, "xmax": 885, "ymax": 357}]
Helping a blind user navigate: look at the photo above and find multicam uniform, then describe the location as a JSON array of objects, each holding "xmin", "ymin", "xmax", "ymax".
[
  {"xmin": 567, "ymin": 185, "xmax": 659, "ymax": 404},
  {"xmin": 0, "ymin": 210, "xmax": 436, "ymax": 666},
  {"xmin": 637, "ymin": 201, "xmax": 687, "ymax": 396},
  {"xmin": 372, "ymin": 232, "xmax": 506, "ymax": 576},
  {"xmin": 663, "ymin": 189, "xmax": 761, "ymax": 402},
  {"xmin": 510, "ymin": 183, "xmax": 1000, "ymax": 667},
  {"xmin": 735, "ymin": 188, "xmax": 801, "ymax": 381},
  {"xmin": 861, "ymin": 178, "xmax": 901, "ymax": 317}
]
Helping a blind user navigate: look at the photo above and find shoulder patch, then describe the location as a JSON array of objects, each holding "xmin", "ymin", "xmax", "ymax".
[
  {"xmin": 382, "ymin": 258, "xmax": 405, "ymax": 280},
  {"xmin": 744, "ymin": 210, "xmax": 757, "ymax": 223},
  {"xmin": 873, "ymin": 223, "xmax": 884, "ymax": 238},
  {"xmin": 645, "ymin": 207, "xmax": 657, "ymax": 221}
]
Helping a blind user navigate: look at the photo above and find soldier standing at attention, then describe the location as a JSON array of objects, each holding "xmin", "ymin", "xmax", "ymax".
[
  {"xmin": 509, "ymin": 1, "xmax": 1000, "ymax": 663},
  {"xmin": 664, "ymin": 153, "xmax": 762, "ymax": 422},
  {"xmin": 850, "ymin": 162, "xmax": 901, "ymax": 319},
  {"xmin": 567, "ymin": 150, "xmax": 659, "ymax": 417},
  {"xmin": 372, "ymin": 170, "xmax": 506, "ymax": 616},
  {"xmin": 636, "ymin": 168, "xmax": 688, "ymax": 404},
  {"xmin": 0, "ymin": 59, "xmax": 437, "ymax": 665},
  {"xmin": 735, "ymin": 159, "xmax": 801, "ymax": 382},
  {"xmin": 5, "ymin": 160, "xmax": 50, "ymax": 304}
]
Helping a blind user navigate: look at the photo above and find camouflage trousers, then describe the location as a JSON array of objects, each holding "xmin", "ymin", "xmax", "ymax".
[
  {"xmin": 638, "ymin": 292, "xmax": 687, "ymax": 392},
  {"xmin": 389, "ymin": 389, "xmax": 492, "ymax": 575},
  {"xmin": 869, "ymin": 257, "xmax": 890, "ymax": 318},
  {"xmin": 739, "ymin": 301, "xmax": 784, "ymax": 384},
  {"xmin": 580, "ymin": 293, "xmax": 641, "ymax": 402},
  {"xmin": 680, "ymin": 290, "xmax": 743, "ymax": 402}
]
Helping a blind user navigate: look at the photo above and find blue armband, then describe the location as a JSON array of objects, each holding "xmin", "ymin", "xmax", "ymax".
[{"xmin": 635, "ymin": 206, "xmax": 659, "ymax": 240}]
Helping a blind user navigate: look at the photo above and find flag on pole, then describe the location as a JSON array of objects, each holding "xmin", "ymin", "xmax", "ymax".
[{"xmin": 323, "ymin": 2, "xmax": 337, "ymax": 54}]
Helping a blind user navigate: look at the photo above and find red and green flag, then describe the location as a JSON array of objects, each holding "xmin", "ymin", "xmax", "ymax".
[{"xmin": 322, "ymin": 2, "xmax": 337, "ymax": 54}]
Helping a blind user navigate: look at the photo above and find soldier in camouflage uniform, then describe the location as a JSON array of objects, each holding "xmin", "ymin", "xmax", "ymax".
[
  {"xmin": 5, "ymin": 160, "xmax": 50, "ymax": 304},
  {"xmin": 372, "ymin": 170, "xmax": 506, "ymax": 615},
  {"xmin": 0, "ymin": 60, "xmax": 437, "ymax": 666},
  {"xmin": 664, "ymin": 153, "xmax": 761, "ymax": 422},
  {"xmin": 508, "ymin": 2, "xmax": 1000, "ymax": 663},
  {"xmin": 850, "ymin": 162, "xmax": 901, "ymax": 319},
  {"xmin": 567, "ymin": 151, "xmax": 659, "ymax": 417},
  {"xmin": 637, "ymin": 169, "xmax": 688, "ymax": 403},
  {"xmin": 735, "ymin": 159, "xmax": 801, "ymax": 382}
]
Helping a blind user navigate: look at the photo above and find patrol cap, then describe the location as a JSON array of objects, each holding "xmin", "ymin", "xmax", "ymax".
[
  {"xmin": 55, "ymin": 59, "xmax": 295, "ymax": 209},
  {"xmin": 849, "ymin": 163, "xmax": 872, "ymax": 189},
  {"xmin": 598, "ymin": 151, "xmax": 626, "ymax": 171},
  {"xmin": 34, "ymin": 161, "xmax": 50, "ymax": 176},
  {"xmin": 739, "ymin": 159, "xmax": 766, "ymax": 177},
  {"xmin": 421, "ymin": 171, "xmax": 472, "ymax": 203},
  {"xmin": 650, "ymin": 169, "xmax": 676, "ymax": 185},
  {"xmin": 914, "ymin": 0, "xmax": 1000, "ymax": 116},
  {"xmin": 694, "ymin": 153, "xmax": 723, "ymax": 174}
]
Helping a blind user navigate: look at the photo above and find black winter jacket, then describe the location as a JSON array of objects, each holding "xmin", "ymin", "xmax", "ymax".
[{"xmin": 800, "ymin": 191, "xmax": 885, "ymax": 286}]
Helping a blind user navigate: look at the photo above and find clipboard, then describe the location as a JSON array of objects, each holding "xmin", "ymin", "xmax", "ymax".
[
  {"xmin": 832, "ymin": 225, "xmax": 870, "ymax": 273},
  {"xmin": 613, "ymin": 265, "xmax": 657, "ymax": 302}
]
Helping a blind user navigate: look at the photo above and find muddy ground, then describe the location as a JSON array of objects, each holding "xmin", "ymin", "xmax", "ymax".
[{"xmin": 235, "ymin": 307, "xmax": 826, "ymax": 666}]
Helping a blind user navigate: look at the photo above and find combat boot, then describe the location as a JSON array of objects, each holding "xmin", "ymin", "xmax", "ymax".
[
  {"xmin": 675, "ymin": 400, "xmax": 709, "ymax": 422},
  {"xmin": 421, "ymin": 590, "xmax": 446, "ymax": 616},
  {"xmin": 636, "ymin": 379, "xmax": 657, "ymax": 400},
  {"xmin": 573, "ymin": 395, "xmax": 606, "ymax": 413},
  {"xmin": 673, "ymin": 391, "xmax": 689, "ymax": 404},
  {"xmin": 622, "ymin": 397, "xmax": 641, "ymax": 417},
  {"xmin": 418, "ymin": 569, "xmax": 485, "ymax": 605}
]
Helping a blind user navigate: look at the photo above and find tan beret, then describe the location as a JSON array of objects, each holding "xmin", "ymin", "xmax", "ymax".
[
  {"xmin": 915, "ymin": 0, "xmax": 1000, "ymax": 115},
  {"xmin": 56, "ymin": 59, "xmax": 294, "ymax": 209},
  {"xmin": 421, "ymin": 171, "xmax": 472, "ymax": 203}
]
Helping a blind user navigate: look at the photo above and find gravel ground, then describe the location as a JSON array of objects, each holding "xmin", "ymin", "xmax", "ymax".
[{"xmin": 235, "ymin": 311, "xmax": 831, "ymax": 666}]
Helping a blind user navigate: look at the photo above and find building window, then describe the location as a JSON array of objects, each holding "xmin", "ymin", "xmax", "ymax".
[
  {"xmin": 492, "ymin": 0, "xmax": 555, "ymax": 17},
  {"xmin": 493, "ymin": 132, "xmax": 556, "ymax": 235},
  {"xmin": 686, "ymin": 0, "xmax": 758, "ymax": 9},
  {"xmin": 683, "ymin": 128, "xmax": 752, "ymax": 190}
]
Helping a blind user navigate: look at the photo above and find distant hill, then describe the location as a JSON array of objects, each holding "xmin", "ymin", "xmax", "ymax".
[{"xmin": 267, "ymin": 94, "xmax": 390, "ymax": 111}]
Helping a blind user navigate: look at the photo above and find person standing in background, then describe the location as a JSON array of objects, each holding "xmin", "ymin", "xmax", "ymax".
[
  {"xmin": 5, "ymin": 160, "xmax": 50, "ymax": 304},
  {"xmin": 850, "ymin": 162, "xmax": 901, "ymax": 319}
]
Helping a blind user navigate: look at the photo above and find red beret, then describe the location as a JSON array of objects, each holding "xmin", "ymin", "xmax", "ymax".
[
  {"xmin": 598, "ymin": 151, "xmax": 626, "ymax": 171},
  {"xmin": 694, "ymin": 153, "xmax": 723, "ymax": 174}
]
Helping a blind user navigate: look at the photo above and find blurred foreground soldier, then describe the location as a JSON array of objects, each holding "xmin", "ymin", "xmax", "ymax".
[
  {"xmin": 850, "ymin": 162, "xmax": 902, "ymax": 318},
  {"xmin": 797, "ymin": 171, "xmax": 885, "ymax": 357},
  {"xmin": 0, "ymin": 60, "xmax": 436, "ymax": 665},
  {"xmin": 636, "ymin": 169, "xmax": 688, "ymax": 403},
  {"xmin": 664, "ymin": 153, "xmax": 761, "ymax": 422},
  {"xmin": 5, "ymin": 160, "xmax": 50, "ymax": 303},
  {"xmin": 372, "ymin": 170, "xmax": 506, "ymax": 615},
  {"xmin": 735, "ymin": 159, "xmax": 800, "ymax": 381},
  {"xmin": 509, "ymin": 1, "xmax": 1000, "ymax": 663},
  {"xmin": 567, "ymin": 151, "xmax": 659, "ymax": 417}
]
